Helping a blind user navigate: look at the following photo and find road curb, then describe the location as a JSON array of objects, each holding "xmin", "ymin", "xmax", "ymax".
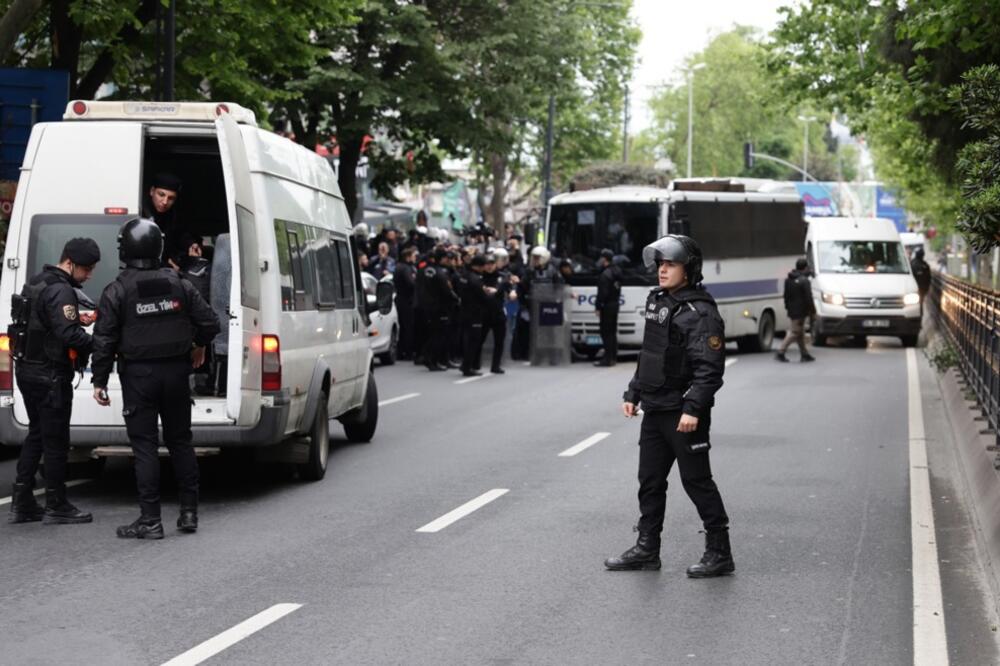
[{"xmin": 934, "ymin": 349, "xmax": 1000, "ymax": 613}]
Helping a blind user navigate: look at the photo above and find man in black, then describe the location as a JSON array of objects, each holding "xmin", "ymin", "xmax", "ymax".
[
  {"xmin": 421, "ymin": 248, "xmax": 459, "ymax": 371},
  {"xmin": 393, "ymin": 246, "xmax": 418, "ymax": 361},
  {"xmin": 8, "ymin": 238, "xmax": 101, "ymax": 525},
  {"xmin": 481, "ymin": 254, "xmax": 511, "ymax": 374},
  {"xmin": 91, "ymin": 218, "xmax": 220, "ymax": 539},
  {"xmin": 910, "ymin": 248, "xmax": 932, "ymax": 305},
  {"xmin": 605, "ymin": 235, "xmax": 734, "ymax": 578},
  {"xmin": 594, "ymin": 248, "xmax": 623, "ymax": 367},
  {"xmin": 458, "ymin": 255, "xmax": 492, "ymax": 377},
  {"xmin": 144, "ymin": 172, "xmax": 185, "ymax": 269},
  {"xmin": 776, "ymin": 258, "xmax": 816, "ymax": 363}
]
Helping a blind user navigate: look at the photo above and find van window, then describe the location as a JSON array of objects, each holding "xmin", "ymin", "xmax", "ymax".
[
  {"xmin": 274, "ymin": 220, "xmax": 296, "ymax": 311},
  {"xmin": 25, "ymin": 214, "xmax": 132, "ymax": 303},
  {"xmin": 235, "ymin": 206, "xmax": 260, "ymax": 309},
  {"xmin": 334, "ymin": 239, "xmax": 355, "ymax": 308},
  {"xmin": 313, "ymin": 240, "xmax": 340, "ymax": 308},
  {"xmin": 816, "ymin": 240, "xmax": 909, "ymax": 274}
]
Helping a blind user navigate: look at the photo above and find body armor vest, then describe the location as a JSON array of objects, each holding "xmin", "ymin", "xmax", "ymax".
[
  {"xmin": 117, "ymin": 269, "xmax": 192, "ymax": 360},
  {"xmin": 635, "ymin": 290, "xmax": 695, "ymax": 392},
  {"xmin": 13, "ymin": 272, "xmax": 65, "ymax": 363}
]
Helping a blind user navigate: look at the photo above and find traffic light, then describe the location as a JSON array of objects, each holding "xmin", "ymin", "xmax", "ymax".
[{"xmin": 743, "ymin": 142, "xmax": 754, "ymax": 170}]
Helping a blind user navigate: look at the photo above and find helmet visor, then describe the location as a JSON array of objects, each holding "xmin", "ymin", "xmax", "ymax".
[{"xmin": 642, "ymin": 236, "xmax": 690, "ymax": 269}]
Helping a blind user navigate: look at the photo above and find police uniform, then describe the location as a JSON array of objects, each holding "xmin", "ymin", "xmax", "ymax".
[
  {"xmin": 595, "ymin": 250, "xmax": 623, "ymax": 367},
  {"xmin": 605, "ymin": 235, "xmax": 734, "ymax": 577},
  {"xmin": 482, "ymin": 262, "xmax": 512, "ymax": 374},
  {"xmin": 8, "ymin": 238, "xmax": 101, "ymax": 524},
  {"xmin": 458, "ymin": 256, "xmax": 491, "ymax": 376},
  {"xmin": 91, "ymin": 218, "xmax": 220, "ymax": 539}
]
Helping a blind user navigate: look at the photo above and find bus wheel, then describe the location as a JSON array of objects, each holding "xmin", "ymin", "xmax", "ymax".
[
  {"xmin": 813, "ymin": 334, "xmax": 827, "ymax": 347},
  {"xmin": 738, "ymin": 311, "xmax": 775, "ymax": 353}
]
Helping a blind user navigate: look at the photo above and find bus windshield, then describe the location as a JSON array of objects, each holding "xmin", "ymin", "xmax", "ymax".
[{"xmin": 548, "ymin": 202, "xmax": 659, "ymax": 285}]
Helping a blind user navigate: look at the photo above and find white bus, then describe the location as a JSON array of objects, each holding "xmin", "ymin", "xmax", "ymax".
[{"xmin": 545, "ymin": 180, "xmax": 805, "ymax": 356}]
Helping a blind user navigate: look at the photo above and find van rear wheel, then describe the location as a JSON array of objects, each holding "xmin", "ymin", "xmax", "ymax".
[
  {"xmin": 297, "ymin": 397, "xmax": 329, "ymax": 481},
  {"xmin": 342, "ymin": 373, "xmax": 378, "ymax": 443}
]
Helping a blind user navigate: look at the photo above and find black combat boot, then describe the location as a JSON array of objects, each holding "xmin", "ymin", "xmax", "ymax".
[
  {"xmin": 177, "ymin": 493, "xmax": 198, "ymax": 533},
  {"xmin": 42, "ymin": 485, "xmax": 93, "ymax": 524},
  {"xmin": 686, "ymin": 530, "xmax": 735, "ymax": 578},
  {"xmin": 116, "ymin": 516, "xmax": 165, "ymax": 540},
  {"xmin": 8, "ymin": 482, "xmax": 44, "ymax": 523},
  {"xmin": 604, "ymin": 532, "xmax": 661, "ymax": 571}
]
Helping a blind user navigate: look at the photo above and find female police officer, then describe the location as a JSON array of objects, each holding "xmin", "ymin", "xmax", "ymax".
[{"xmin": 604, "ymin": 235, "xmax": 734, "ymax": 577}]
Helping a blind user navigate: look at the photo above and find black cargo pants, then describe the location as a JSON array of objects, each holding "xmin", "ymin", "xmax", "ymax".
[
  {"xmin": 120, "ymin": 357, "xmax": 199, "ymax": 519},
  {"xmin": 636, "ymin": 410, "xmax": 728, "ymax": 541},
  {"xmin": 15, "ymin": 373, "xmax": 73, "ymax": 487},
  {"xmin": 598, "ymin": 306, "xmax": 619, "ymax": 361}
]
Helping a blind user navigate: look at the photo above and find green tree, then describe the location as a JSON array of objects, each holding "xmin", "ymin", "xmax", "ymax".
[{"xmin": 954, "ymin": 65, "xmax": 1000, "ymax": 252}]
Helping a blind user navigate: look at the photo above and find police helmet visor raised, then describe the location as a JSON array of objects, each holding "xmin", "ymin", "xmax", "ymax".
[{"xmin": 642, "ymin": 236, "xmax": 691, "ymax": 270}]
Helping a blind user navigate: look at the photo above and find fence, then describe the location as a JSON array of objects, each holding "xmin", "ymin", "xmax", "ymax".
[{"xmin": 930, "ymin": 272, "xmax": 1000, "ymax": 451}]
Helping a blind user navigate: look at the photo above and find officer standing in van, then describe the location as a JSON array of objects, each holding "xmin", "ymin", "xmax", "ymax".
[
  {"xmin": 605, "ymin": 235, "xmax": 734, "ymax": 578},
  {"xmin": 8, "ymin": 238, "xmax": 101, "ymax": 525},
  {"xmin": 91, "ymin": 218, "xmax": 220, "ymax": 539}
]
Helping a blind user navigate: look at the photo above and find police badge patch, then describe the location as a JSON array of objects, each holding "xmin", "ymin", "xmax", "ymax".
[
  {"xmin": 657, "ymin": 308, "xmax": 668, "ymax": 324},
  {"xmin": 707, "ymin": 335, "xmax": 723, "ymax": 351},
  {"xmin": 62, "ymin": 305, "xmax": 78, "ymax": 321}
]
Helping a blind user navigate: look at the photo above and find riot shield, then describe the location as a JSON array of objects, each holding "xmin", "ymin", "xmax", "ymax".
[{"xmin": 529, "ymin": 282, "xmax": 572, "ymax": 366}]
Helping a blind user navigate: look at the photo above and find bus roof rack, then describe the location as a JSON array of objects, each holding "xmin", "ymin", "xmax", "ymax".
[
  {"xmin": 63, "ymin": 100, "xmax": 258, "ymax": 126},
  {"xmin": 671, "ymin": 178, "xmax": 745, "ymax": 193}
]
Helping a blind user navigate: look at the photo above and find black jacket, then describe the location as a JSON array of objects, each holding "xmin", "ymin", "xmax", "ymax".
[
  {"xmin": 459, "ymin": 270, "xmax": 491, "ymax": 324},
  {"xmin": 625, "ymin": 285, "xmax": 725, "ymax": 416},
  {"xmin": 782, "ymin": 269, "xmax": 815, "ymax": 320},
  {"xmin": 14, "ymin": 265, "xmax": 93, "ymax": 382},
  {"xmin": 91, "ymin": 268, "xmax": 220, "ymax": 388},
  {"xmin": 393, "ymin": 262, "xmax": 417, "ymax": 307},
  {"xmin": 911, "ymin": 257, "xmax": 932, "ymax": 293},
  {"xmin": 596, "ymin": 264, "xmax": 623, "ymax": 311}
]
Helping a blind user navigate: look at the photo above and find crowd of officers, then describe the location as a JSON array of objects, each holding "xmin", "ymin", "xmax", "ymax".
[{"xmin": 357, "ymin": 218, "xmax": 573, "ymax": 376}]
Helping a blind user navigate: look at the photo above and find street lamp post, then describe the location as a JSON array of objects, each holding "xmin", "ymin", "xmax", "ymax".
[
  {"xmin": 686, "ymin": 63, "xmax": 706, "ymax": 178},
  {"xmin": 797, "ymin": 114, "xmax": 817, "ymax": 181}
]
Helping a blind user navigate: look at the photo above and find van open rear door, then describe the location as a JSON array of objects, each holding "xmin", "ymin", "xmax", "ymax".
[{"xmin": 215, "ymin": 113, "xmax": 262, "ymax": 424}]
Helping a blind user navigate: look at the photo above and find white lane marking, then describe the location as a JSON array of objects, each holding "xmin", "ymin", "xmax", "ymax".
[
  {"xmin": 559, "ymin": 432, "xmax": 610, "ymax": 457},
  {"xmin": 907, "ymin": 348, "xmax": 949, "ymax": 665},
  {"xmin": 416, "ymin": 488, "xmax": 509, "ymax": 533},
  {"xmin": 160, "ymin": 603, "xmax": 303, "ymax": 666},
  {"xmin": 378, "ymin": 392, "xmax": 420, "ymax": 407},
  {"xmin": 0, "ymin": 479, "xmax": 90, "ymax": 507},
  {"xmin": 725, "ymin": 358, "xmax": 739, "ymax": 367},
  {"xmin": 454, "ymin": 373, "xmax": 493, "ymax": 385}
]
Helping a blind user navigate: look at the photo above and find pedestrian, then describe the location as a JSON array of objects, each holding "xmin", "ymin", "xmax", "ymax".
[
  {"xmin": 91, "ymin": 218, "xmax": 220, "ymax": 539},
  {"xmin": 606, "ymin": 234, "xmax": 734, "ymax": 577},
  {"xmin": 594, "ymin": 248, "xmax": 622, "ymax": 367},
  {"xmin": 393, "ymin": 246, "xmax": 418, "ymax": 360},
  {"xmin": 7, "ymin": 238, "xmax": 101, "ymax": 525},
  {"xmin": 369, "ymin": 241, "xmax": 396, "ymax": 279},
  {"xmin": 458, "ymin": 255, "xmax": 492, "ymax": 376},
  {"xmin": 775, "ymin": 258, "xmax": 816, "ymax": 363},
  {"xmin": 910, "ymin": 248, "xmax": 932, "ymax": 304}
]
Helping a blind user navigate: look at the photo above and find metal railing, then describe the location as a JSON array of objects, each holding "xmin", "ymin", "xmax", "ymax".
[{"xmin": 929, "ymin": 272, "xmax": 1000, "ymax": 444}]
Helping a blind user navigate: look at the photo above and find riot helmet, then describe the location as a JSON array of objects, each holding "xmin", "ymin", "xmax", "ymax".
[
  {"xmin": 530, "ymin": 245, "xmax": 551, "ymax": 266},
  {"xmin": 642, "ymin": 234, "xmax": 703, "ymax": 285},
  {"xmin": 118, "ymin": 217, "xmax": 164, "ymax": 269}
]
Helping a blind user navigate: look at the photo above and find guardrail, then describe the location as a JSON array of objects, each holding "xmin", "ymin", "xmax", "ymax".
[{"xmin": 929, "ymin": 272, "xmax": 1000, "ymax": 446}]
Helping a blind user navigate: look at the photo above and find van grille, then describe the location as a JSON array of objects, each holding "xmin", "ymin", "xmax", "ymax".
[{"xmin": 844, "ymin": 295, "xmax": 905, "ymax": 309}]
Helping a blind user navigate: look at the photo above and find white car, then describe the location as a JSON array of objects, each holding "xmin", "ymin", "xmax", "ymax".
[{"xmin": 362, "ymin": 272, "xmax": 399, "ymax": 365}]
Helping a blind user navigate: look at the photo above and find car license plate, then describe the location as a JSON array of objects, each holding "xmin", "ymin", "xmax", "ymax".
[
  {"xmin": 862, "ymin": 319, "xmax": 890, "ymax": 328},
  {"xmin": 585, "ymin": 335, "xmax": 602, "ymax": 346}
]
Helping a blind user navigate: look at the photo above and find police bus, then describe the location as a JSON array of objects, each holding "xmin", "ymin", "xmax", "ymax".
[{"xmin": 545, "ymin": 179, "xmax": 805, "ymax": 356}]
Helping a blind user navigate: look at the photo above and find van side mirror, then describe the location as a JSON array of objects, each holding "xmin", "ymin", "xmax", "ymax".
[{"xmin": 371, "ymin": 280, "xmax": 394, "ymax": 316}]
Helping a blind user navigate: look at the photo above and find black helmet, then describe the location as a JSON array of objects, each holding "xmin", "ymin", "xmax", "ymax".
[
  {"xmin": 118, "ymin": 217, "xmax": 163, "ymax": 269},
  {"xmin": 642, "ymin": 234, "xmax": 703, "ymax": 285}
]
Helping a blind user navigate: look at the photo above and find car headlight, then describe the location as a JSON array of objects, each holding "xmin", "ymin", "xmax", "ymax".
[
  {"xmin": 903, "ymin": 292, "xmax": 920, "ymax": 305},
  {"xmin": 821, "ymin": 292, "xmax": 844, "ymax": 306}
]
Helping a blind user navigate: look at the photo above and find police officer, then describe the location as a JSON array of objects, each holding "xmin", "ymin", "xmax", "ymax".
[
  {"xmin": 8, "ymin": 238, "xmax": 101, "ymax": 524},
  {"xmin": 393, "ymin": 246, "xmax": 418, "ymax": 361},
  {"xmin": 458, "ymin": 254, "xmax": 492, "ymax": 377},
  {"xmin": 605, "ymin": 235, "xmax": 734, "ymax": 577},
  {"xmin": 91, "ymin": 218, "xmax": 220, "ymax": 539},
  {"xmin": 481, "ymin": 253, "xmax": 511, "ymax": 374},
  {"xmin": 421, "ymin": 248, "xmax": 459, "ymax": 371},
  {"xmin": 594, "ymin": 248, "xmax": 623, "ymax": 367}
]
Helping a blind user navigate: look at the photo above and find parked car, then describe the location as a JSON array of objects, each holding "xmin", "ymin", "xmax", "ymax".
[{"xmin": 362, "ymin": 272, "xmax": 399, "ymax": 365}]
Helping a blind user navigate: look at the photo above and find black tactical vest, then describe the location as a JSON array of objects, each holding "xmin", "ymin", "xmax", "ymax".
[
  {"xmin": 117, "ymin": 269, "xmax": 192, "ymax": 360},
  {"xmin": 17, "ymin": 272, "xmax": 66, "ymax": 363},
  {"xmin": 635, "ymin": 290, "xmax": 694, "ymax": 392}
]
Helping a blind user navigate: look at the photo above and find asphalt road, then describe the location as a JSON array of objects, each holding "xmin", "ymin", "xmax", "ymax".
[{"xmin": 1, "ymin": 337, "xmax": 998, "ymax": 665}]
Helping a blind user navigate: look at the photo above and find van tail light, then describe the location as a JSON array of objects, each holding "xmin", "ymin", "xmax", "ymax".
[
  {"xmin": 0, "ymin": 335, "xmax": 12, "ymax": 391},
  {"xmin": 261, "ymin": 334, "xmax": 281, "ymax": 391}
]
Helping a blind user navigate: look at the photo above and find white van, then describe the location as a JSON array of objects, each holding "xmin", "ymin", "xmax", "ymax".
[
  {"xmin": 805, "ymin": 217, "xmax": 921, "ymax": 347},
  {"xmin": 0, "ymin": 101, "xmax": 392, "ymax": 481}
]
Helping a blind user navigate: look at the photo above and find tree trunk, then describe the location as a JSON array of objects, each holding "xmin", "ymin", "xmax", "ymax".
[
  {"xmin": 0, "ymin": 0, "xmax": 45, "ymax": 62},
  {"xmin": 489, "ymin": 152, "xmax": 507, "ymax": 233},
  {"xmin": 338, "ymin": 134, "xmax": 364, "ymax": 225},
  {"xmin": 50, "ymin": 0, "xmax": 82, "ymax": 97}
]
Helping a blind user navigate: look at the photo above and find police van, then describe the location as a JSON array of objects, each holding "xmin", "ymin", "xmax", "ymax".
[{"xmin": 0, "ymin": 101, "xmax": 392, "ymax": 481}]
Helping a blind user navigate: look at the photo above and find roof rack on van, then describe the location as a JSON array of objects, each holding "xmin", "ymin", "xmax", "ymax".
[{"xmin": 63, "ymin": 101, "xmax": 258, "ymax": 127}]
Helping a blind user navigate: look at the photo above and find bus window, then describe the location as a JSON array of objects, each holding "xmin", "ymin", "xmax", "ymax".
[{"xmin": 548, "ymin": 202, "xmax": 659, "ymax": 285}]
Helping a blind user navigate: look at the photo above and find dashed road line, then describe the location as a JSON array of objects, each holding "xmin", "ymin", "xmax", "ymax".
[
  {"xmin": 0, "ymin": 479, "xmax": 90, "ymax": 507},
  {"xmin": 416, "ymin": 488, "xmax": 509, "ymax": 533},
  {"xmin": 454, "ymin": 373, "xmax": 493, "ymax": 385},
  {"xmin": 907, "ymin": 347, "xmax": 949, "ymax": 665},
  {"xmin": 558, "ymin": 432, "xmax": 610, "ymax": 457},
  {"xmin": 725, "ymin": 358, "xmax": 739, "ymax": 367},
  {"xmin": 378, "ymin": 392, "xmax": 420, "ymax": 407},
  {"xmin": 160, "ymin": 603, "xmax": 303, "ymax": 666}
]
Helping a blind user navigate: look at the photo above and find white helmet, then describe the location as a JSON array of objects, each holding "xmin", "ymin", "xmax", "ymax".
[
  {"xmin": 530, "ymin": 246, "xmax": 551, "ymax": 265},
  {"xmin": 492, "ymin": 247, "xmax": 509, "ymax": 260},
  {"xmin": 416, "ymin": 225, "xmax": 428, "ymax": 235},
  {"xmin": 353, "ymin": 222, "xmax": 369, "ymax": 237}
]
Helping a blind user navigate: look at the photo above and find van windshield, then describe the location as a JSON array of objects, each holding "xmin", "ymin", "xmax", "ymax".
[
  {"xmin": 27, "ymin": 214, "xmax": 132, "ymax": 302},
  {"xmin": 817, "ymin": 240, "xmax": 909, "ymax": 274}
]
